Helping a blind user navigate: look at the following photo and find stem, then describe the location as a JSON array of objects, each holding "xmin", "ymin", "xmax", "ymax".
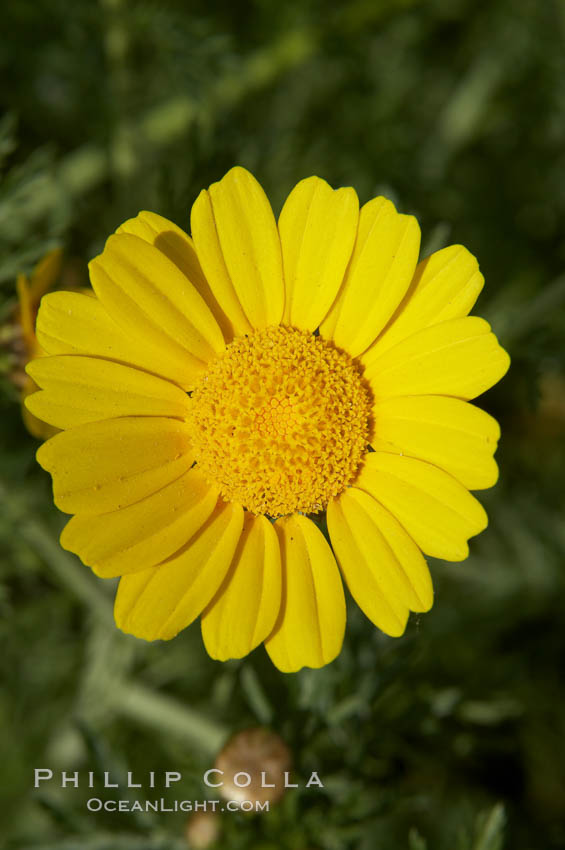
[
  {"xmin": 109, "ymin": 680, "xmax": 229, "ymax": 756},
  {"xmin": 0, "ymin": 479, "xmax": 113, "ymax": 621},
  {"xmin": 1, "ymin": 478, "xmax": 230, "ymax": 756}
]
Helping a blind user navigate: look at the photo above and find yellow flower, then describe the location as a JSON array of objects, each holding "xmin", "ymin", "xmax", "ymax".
[
  {"xmin": 7, "ymin": 249, "xmax": 63, "ymax": 439},
  {"xmin": 26, "ymin": 167, "xmax": 510, "ymax": 672}
]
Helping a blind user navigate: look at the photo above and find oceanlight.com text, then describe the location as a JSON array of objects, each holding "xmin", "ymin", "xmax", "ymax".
[{"xmin": 86, "ymin": 798, "xmax": 270, "ymax": 813}]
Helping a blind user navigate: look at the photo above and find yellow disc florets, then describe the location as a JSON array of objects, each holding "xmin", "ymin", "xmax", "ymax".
[{"xmin": 188, "ymin": 326, "xmax": 373, "ymax": 517}]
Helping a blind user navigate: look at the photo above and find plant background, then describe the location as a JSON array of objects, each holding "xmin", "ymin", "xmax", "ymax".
[{"xmin": 1, "ymin": 0, "xmax": 565, "ymax": 848}]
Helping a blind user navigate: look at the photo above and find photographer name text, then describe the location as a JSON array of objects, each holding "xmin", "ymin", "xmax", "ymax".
[{"xmin": 34, "ymin": 769, "xmax": 324, "ymax": 791}]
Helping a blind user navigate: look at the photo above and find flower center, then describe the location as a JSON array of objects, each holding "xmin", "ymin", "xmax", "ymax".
[{"xmin": 188, "ymin": 326, "xmax": 373, "ymax": 517}]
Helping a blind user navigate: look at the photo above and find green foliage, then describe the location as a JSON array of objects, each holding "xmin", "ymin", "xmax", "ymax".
[{"xmin": 1, "ymin": 0, "xmax": 565, "ymax": 848}]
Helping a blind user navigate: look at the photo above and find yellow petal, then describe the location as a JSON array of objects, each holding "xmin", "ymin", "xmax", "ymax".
[
  {"xmin": 201, "ymin": 513, "xmax": 281, "ymax": 661},
  {"xmin": 364, "ymin": 316, "xmax": 510, "ymax": 401},
  {"xmin": 320, "ymin": 196, "xmax": 420, "ymax": 356},
  {"xmin": 195, "ymin": 166, "xmax": 284, "ymax": 329},
  {"xmin": 31, "ymin": 246, "xmax": 63, "ymax": 287},
  {"xmin": 264, "ymin": 515, "xmax": 345, "ymax": 673},
  {"xmin": 278, "ymin": 177, "xmax": 359, "ymax": 330},
  {"xmin": 21, "ymin": 373, "xmax": 58, "ymax": 440},
  {"xmin": 371, "ymin": 395, "xmax": 500, "ymax": 489},
  {"xmin": 36, "ymin": 291, "xmax": 195, "ymax": 391},
  {"xmin": 327, "ymin": 488, "xmax": 433, "ymax": 636},
  {"xmin": 354, "ymin": 452, "xmax": 488, "ymax": 561},
  {"xmin": 114, "ymin": 500, "xmax": 244, "ymax": 641},
  {"xmin": 89, "ymin": 233, "xmax": 225, "ymax": 385},
  {"xmin": 25, "ymin": 355, "xmax": 191, "ymax": 429},
  {"xmin": 16, "ymin": 250, "xmax": 63, "ymax": 349},
  {"xmin": 16, "ymin": 274, "xmax": 35, "ymax": 348},
  {"xmin": 117, "ymin": 212, "xmax": 209, "ymax": 295},
  {"xmin": 118, "ymin": 210, "xmax": 234, "ymax": 344},
  {"xmin": 60, "ymin": 468, "xmax": 218, "ymax": 578},
  {"xmin": 363, "ymin": 244, "xmax": 484, "ymax": 362},
  {"xmin": 37, "ymin": 417, "xmax": 194, "ymax": 514},
  {"xmin": 190, "ymin": 190, "xmax": 253, "ymax": 341}
]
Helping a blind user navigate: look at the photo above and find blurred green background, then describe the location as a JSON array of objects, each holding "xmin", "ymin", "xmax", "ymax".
[{"xmin": 1, "ymin": 0, "xmax": 565, "ymax": 848}]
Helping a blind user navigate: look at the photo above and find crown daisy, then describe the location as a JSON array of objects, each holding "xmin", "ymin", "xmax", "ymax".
[{"xmin": 27, "ymin": 166, "xmax": 510, "ymax": 672}]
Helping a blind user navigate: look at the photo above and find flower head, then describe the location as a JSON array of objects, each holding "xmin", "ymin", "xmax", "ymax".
[
  {"xmin": 27, "ymin": 167, "xmax": 510, "ymax": 672},
  {"xmin": 214, "ymin": 727, "xmax": 291, "ymax": 804}
]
